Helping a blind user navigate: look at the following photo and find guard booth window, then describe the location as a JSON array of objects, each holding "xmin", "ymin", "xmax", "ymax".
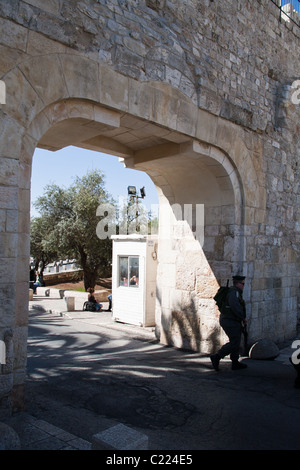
[{"xmin": 118, "ymin": 256, "xmax": 139, "ymax": 287}]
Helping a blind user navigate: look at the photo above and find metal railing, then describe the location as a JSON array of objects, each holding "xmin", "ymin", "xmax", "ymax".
[{"xmin": 271, "ymin": 0, "xmax": 300, "ymax": 26}]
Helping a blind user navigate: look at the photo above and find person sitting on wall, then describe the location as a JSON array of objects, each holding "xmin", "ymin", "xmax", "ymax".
[
  {"xmin": 87, "ymin": 288, "xmax": 103, "ymax": 311},
  {"xmin": 38, "ymin": 272, "xmax": 45, "ymax": 287},
  {"xmin": 30, "ymin": 268, "xmax": 40, "ymax": 294}
]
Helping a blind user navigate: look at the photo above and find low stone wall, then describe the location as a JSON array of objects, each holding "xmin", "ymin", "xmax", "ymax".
[
  {"xmin": 43, "ymin": 271, "xmax": 83, "ymax": 286},
  {"xmin": 64, "ymin": 289, "xmax": 110, "ymax": 303}
]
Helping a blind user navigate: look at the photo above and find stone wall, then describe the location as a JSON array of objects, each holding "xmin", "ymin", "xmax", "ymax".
[
  {"xmin": 43, "ymin": 270, "xmax": 83, "ymax": 286},
  {"xmin": 0, "ymin": 0, "xmax": 299, "ymax": 413}
]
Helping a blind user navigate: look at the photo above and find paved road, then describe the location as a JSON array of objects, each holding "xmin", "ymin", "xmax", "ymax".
[
  {"xmin": 21, "ymin": 307, "xmax": 300, "ymax": 449},
  {"xmin": 4, "ymin": 289, "xmax": 300, "ymax": 450}
]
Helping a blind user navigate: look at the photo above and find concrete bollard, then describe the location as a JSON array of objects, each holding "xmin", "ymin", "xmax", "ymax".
[
  {"xmin": 92, "ymin": 423, "xmax": 148, "ymax": 450},
  {"xmin": 29, "ymin": 289, "xmax": 33, "ymax": 300},
  {"xmin": 66, "ymin": 297, "xmax": 75, "ymax": 311}
]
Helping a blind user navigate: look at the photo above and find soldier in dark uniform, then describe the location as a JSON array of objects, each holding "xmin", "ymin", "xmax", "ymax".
[{"xmin": 210, "ymin": 275, "xmax": 248, "ymax": 371}]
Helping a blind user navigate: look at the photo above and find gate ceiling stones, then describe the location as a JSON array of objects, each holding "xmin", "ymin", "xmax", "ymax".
[{"xmin": 37, "ymin": 104, "xmax": 191, "ymax": 158}]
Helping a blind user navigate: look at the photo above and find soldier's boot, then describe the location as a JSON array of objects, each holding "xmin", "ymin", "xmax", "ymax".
[
  {"xmin": 210, "ymin": 354, "xmax": 221, "ymax": 371},
  {"xmin": 231, "ymin": 361, "xmax": 247, "ymax": 370}
]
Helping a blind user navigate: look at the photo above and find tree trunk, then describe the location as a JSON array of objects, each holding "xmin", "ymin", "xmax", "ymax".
[
  {"xmin": 83, "ymin": 270, "xmax": 97, "ymax": 291},
  {"xmin": 78, "ymin": 247, "xmax": 98, "ymax": 291}
]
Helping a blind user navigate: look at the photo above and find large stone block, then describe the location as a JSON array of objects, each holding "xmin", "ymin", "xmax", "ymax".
[
  {"xmin": 0, "ymin": 18, "xmax": 27, "ymax": 52},
  {"xmin": 92, "ymin": 424, "xmax": 148, "ymax": 450},
  {"xmin": 99, "ymin": 66, "xmax": 129, "ymax": 112},
  {"xmin": 61, "ymin": 54, "xmax": 99, "ymax": 101},
  {"xmin": 249, "ymin": 339, "xmax": 280, "ymax": 360},
  {"xmin": 19, "ymin": 55, "xmax": 68, "ymax": 106},
  {"xmin": 22, "ymin": 0, "xmax": 61, "ymax": 15}
]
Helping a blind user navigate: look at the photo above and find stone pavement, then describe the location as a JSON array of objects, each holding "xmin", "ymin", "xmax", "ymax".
[
  {"xmin": 29, "ymin": 286, "xmax": 156, "ymax": 341},
  {"xmin": 3, "ymin": 286, "xmax": 300, "ymax": 450},
  {"xmin": 3, "ymin": 412, "xmax": 92, "ymax": 450}
]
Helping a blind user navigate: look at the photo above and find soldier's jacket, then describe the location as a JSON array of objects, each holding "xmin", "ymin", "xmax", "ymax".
[{"xmin": 221, "ymin": 286, "xmax": 246, "ymax": 321}]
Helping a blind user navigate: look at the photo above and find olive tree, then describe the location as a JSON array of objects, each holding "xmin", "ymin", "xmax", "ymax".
[{"xmin": 32, "ymin": 170, "xmax": 115, "ymax": 290}]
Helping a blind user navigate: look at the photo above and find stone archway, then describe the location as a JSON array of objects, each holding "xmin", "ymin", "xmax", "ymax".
[
  {"xmin": 25, "ymin": 96, "xmax": 254, "ymax": 354},
  {"xmin": 29, "ymin": 105, "xmax": 248, "ymax": 354},
  {"xmin": 1, "ymin": 54, "xmax": 264, "ymax": 410}
]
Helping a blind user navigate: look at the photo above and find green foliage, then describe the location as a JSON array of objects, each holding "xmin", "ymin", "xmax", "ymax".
[
  {"xmin": 31, "ymin": 169, "xmax": 114, "ymax": 290},
  {"xmin": 30, "ymin": 215, "xmax": 59, "ymax": 272}
]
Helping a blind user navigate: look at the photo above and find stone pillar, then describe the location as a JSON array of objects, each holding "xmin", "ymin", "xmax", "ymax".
[
  {"xmin": 0, "ymin": 172, "xmax": 20, "ymax": 416},
  {"xmin": 0, "ymin": 111, "xmax": 29, "ymax": 415}
]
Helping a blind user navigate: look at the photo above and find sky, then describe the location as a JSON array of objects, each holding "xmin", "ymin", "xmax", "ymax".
[
  {"xmin": 31, "ymin": 146, "xmax": 159, "ymax": 218},
  {"xmin": 281, "ymin": 0, "xmax": 300, "ymax": 11}
]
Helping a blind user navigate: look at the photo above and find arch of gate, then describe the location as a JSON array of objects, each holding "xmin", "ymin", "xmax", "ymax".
[
  {"xmin": 129, "ymin": 139, "xmax": 247, "ymax": 352},
  {"xmin": 0, "ymin": 53, "xmax": 265, "ymax": 409}
]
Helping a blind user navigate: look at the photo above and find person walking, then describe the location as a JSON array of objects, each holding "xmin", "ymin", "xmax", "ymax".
[{"xmin": 210, "ymin": 275, "xmax": 248, "ymax": 371}]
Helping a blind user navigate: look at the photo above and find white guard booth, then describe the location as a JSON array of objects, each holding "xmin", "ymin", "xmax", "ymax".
[{"xmin": 111, "ymin": 235, "xmax": 158, "ymax": 327}]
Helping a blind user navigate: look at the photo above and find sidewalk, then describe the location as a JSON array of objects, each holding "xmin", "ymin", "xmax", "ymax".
[
  {"xmin": 29, "ymin": 286, "xmax": 156, "ymax": 341},
  {"xmin": 3, "ymin": 286, "xmax": 300, "ymax": 450}
]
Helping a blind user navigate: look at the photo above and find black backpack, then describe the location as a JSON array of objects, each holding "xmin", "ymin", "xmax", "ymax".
[
  {"xmin": 83, "ymin": 301, "xmax": 97, "ymax": 312},
  {"xmin": 213, "ymin": 280, "xmax": 230, "ymax": 313}
]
